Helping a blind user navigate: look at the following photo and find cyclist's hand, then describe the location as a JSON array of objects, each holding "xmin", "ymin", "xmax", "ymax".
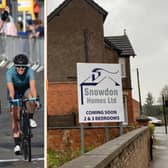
[
  {"xmin": 9, "ymin": 97, "xmax": 14, "ymax": 112},
  {"xmin": 35, "ymin": 100, "xmax": 41, "ymax": 109},
  {"xmin": 9, "ymin": 96, "xmax": 14, "ymax": 104}
]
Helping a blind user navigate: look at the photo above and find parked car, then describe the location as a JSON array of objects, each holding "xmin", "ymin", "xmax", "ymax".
[{"xmin": 147, "ymin": 116, "xmax": 162, "ymax": 126}]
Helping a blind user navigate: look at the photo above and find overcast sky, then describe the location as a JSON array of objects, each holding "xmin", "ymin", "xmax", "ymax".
[{"xmin": 48, "ymin": 0, "xmax": 168, "ymax": 104}]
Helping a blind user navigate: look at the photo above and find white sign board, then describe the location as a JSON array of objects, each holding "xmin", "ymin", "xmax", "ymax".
[{"xmin": 77, "ymin": 63, "xmax": 124, "ymax": 123}]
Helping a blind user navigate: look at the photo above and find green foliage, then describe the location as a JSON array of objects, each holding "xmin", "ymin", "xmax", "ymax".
[
  {"xmin": 145, "ymin": 92, "xmax": 154, "ymax": 105},
  {"xmin": 143, "ymin": 104, "xmax": 162, "ymax": 116},
  {"xmin": 47, "ymin": 146, "xmax": 97, "ymax": 167},
  {"xmin": 157, "ymin": 84, "xmax": 168, "ymax": 103},
  {"xmin": 47, "ymin": 148, "xmax": 81, "ymax": 168},
  {"xmin": 47, "ymin": 149, "xmax": 61, "ymax": 168},
  {"xmin": 85, "ymin": 145, "xmax": 95, "ymax": 152},
  {"xmin": 144, "ymin": 92, "xmax": 155, "ymax": 115},
  {"xmin": 148, "ymin": 123, "xmax": 155, "ymax": 135}
]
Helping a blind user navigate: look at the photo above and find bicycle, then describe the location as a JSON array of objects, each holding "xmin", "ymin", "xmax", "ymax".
[{"xmin": 10, "ymin": 97, "xmax": 40, "ymax": 162}]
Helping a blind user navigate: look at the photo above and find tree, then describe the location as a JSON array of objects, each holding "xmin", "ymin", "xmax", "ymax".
[
  {"xmin": 157, "ymin": 85, "xmax": 168, "ymax": 104},
  {"xmin": 145, "ymin": 92, "xmax": 154, "ymax": 105},
  {"xmin": 144, "ymin": 92, "xmax": 154, "ymax": 115}
]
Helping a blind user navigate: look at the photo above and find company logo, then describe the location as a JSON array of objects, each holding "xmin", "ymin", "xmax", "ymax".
[{"xmin": 80, "ymin": 67, "xmax": 120, "ymax": 105}]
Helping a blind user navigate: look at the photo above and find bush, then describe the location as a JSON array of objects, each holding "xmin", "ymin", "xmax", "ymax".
[
  {"xmin": 148, "ymin": 123, "xmax": 155, "ymax": 135},
  {"xmin": 47, "ymin": 148, "xmax": 81, "ymax": 168}
]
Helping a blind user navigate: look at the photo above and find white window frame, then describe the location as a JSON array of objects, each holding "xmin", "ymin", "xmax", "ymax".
[{"xmin": 119, "ymin": 58, "xmax": 126, "ymax": 78}]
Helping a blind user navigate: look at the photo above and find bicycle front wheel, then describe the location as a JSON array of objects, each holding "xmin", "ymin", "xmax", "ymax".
[
  {"xmin": 28, "ymin": 125, "xmax": 32, "ymax": 162},
  {"xmin": 22, "ymin": 113, "xmax": 32, "ymax": 162},
  {"xmin": 23, "ymin": 139, "xmax": 28, "ymax": 160}
]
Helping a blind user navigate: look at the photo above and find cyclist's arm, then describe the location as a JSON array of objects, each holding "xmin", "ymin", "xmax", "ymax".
[
  {"xmin": 7, "ymin": 82, "xmax": 15, "ymax": 99},
  {"xmin": 29, "ymin": 80, "xmax": 37, "ymax": 98},
  {"xmin": 6, "ymin": 70, "xmax": 15, "ymax": 99},
  {"xmin": 28, "ymin": 68, "xmax": 38, "ymax": 98}
]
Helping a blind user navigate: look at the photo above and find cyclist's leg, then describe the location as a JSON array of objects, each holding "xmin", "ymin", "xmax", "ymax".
[
  {"xmin": 24, "ymin": 88, "xmax": 37, "ymax": 128},
  {"xmin": 11, "ymin": 105, "xmax": 20, "ymax": 139},
  {"xmin": 8, "ymin": 90, "xmax": 21, "ymax": 154},
  {"xmin": 24, "ymin": 88, "xmax": 36, "ymax": 112}
]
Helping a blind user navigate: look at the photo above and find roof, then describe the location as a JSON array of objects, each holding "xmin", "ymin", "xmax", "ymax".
[
  {"xmin": 48, "ymin": 0, "xmax": 108, "ymax": 23},
  {"xmin": 104, "ymin": 37, "xmax": 121, "ymax": 54},
  {"xmin": 106, "ymin": 33, "xmax": 136, "ymax": 57}
]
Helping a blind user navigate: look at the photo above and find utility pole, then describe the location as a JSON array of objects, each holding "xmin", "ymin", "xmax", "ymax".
[
  {"xmin": 137, "ymin": 68, "xmax": 142, "ymax": 115},
  {"xmin": 162, "ymin": 95, "xmax": 167, "ymax": 134}
]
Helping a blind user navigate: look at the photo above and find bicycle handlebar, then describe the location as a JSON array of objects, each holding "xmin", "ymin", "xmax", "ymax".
[{"xmin": 9, "ymin": 97, "xmax": 39, "ymax": 104}]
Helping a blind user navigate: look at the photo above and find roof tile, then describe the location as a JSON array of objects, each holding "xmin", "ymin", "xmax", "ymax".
[{"xmin": 106, "ymin": 35, "xmax": 136, "ymax": 57}]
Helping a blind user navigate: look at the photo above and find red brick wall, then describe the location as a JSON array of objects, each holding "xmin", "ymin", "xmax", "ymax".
[
  {"xmin": 47, "ymin": 82, "xmax": 78, "ymax": 115},
  {"xmin": 47, "ymin": 83, "xmax": 136, "ymax": 151},
  {"xmin": 47, "ymin": 83, "xmax": 136, "ymax": 123},
  {"xmin": 132, "ymin": 99, "xmax": 140, "ymax": 121},
  {"xmin": 48, "ymin": 0, "xmax": 105, "ymax": 82},
  {"xmin": 103, "ymin": 46, "xmax": 119, "ymax": 63},
  {"xmin": 126, "ymin": 89, "xmax": 134, "ymax": 123},
  {"xmin": 47, "ymin": 128, "xmax": 120, "ymax": 152},
  {"xmin": 48, "ymin": 83, "xmax": 135, "ymax": 121}
]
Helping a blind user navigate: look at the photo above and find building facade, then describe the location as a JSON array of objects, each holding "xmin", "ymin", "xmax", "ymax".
[{"xmin": 47, "ymin": 0, "xmax": 138, "ymax": 151}]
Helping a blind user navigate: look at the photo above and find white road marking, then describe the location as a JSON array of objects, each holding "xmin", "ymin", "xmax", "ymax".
[{"xmin": 0, "ymin": 157, "xmax": 44, "ymax": 163}]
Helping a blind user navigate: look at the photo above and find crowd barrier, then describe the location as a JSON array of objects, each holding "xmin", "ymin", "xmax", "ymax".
[{"xmin": 0, "ymin": 34, "xmax": 44, "ymax": 72}]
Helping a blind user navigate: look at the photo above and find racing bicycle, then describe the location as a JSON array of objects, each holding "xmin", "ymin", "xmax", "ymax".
[{"xmin": 10, "ymin": 97, "xmax": 40, "ymax": 162}]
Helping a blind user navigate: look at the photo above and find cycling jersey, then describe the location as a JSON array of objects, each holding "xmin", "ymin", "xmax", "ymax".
[{"xmin": 6, "ymin": 66, "xmax": 35, "ymax": 94}]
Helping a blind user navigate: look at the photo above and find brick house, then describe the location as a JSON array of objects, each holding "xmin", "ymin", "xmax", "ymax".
[
  {"xmin": 47, "ymin": 0, "xmax": 137, "ymax": 151},
  {"xmin": 48, "ymin": 0, "xmax": 119, "ymax": 117},
  {"xmin": 106, "ymin": 33, "xmax": 137, "ymax": 123}
]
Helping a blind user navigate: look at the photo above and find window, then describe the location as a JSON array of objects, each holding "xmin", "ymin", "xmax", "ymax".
[{"xmin": 119, "ymin": 58, "xmax": 126, "ymax": 78}]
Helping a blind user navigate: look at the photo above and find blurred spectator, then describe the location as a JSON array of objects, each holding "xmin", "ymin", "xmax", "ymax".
[
  {"xmin": 0, "ymin": 6, "xmax": 17, "ymax": 36},
  {"xmin": 29, "ymin": 19, "xmax": 44, "ymax": 38}
]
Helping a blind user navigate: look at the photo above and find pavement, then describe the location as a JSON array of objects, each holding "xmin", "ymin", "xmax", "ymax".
[{"xmin": 150, "ymin": 126, "xmax": 168, "ymax": 168}]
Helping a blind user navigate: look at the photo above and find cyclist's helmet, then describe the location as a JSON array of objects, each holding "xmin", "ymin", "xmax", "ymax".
[{"xmin": 13, "ymin": 54, "xmax": 29, "ymax": 65}]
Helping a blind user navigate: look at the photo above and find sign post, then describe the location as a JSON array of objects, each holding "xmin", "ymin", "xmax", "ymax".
[
  {"xmin": 77, "ymin": 63, "xmax": 125, "ymax": 153},
  {"xmin": 80, "ymin": 124, "xmax": 85, "ymax": 154},
  {"xmin": 17, "ymin": 0, "xmax": 35, "ymax": 32}
]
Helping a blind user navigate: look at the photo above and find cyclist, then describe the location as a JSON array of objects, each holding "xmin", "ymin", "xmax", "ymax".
[{"xmin": 6, "ymin": 54, "xmax": 39, "ymax": 155}]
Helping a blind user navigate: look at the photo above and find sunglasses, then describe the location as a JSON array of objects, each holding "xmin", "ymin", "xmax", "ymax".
[{"xmin": 15, "ymin": 65, "xmax": 27, "ymax": 69}]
